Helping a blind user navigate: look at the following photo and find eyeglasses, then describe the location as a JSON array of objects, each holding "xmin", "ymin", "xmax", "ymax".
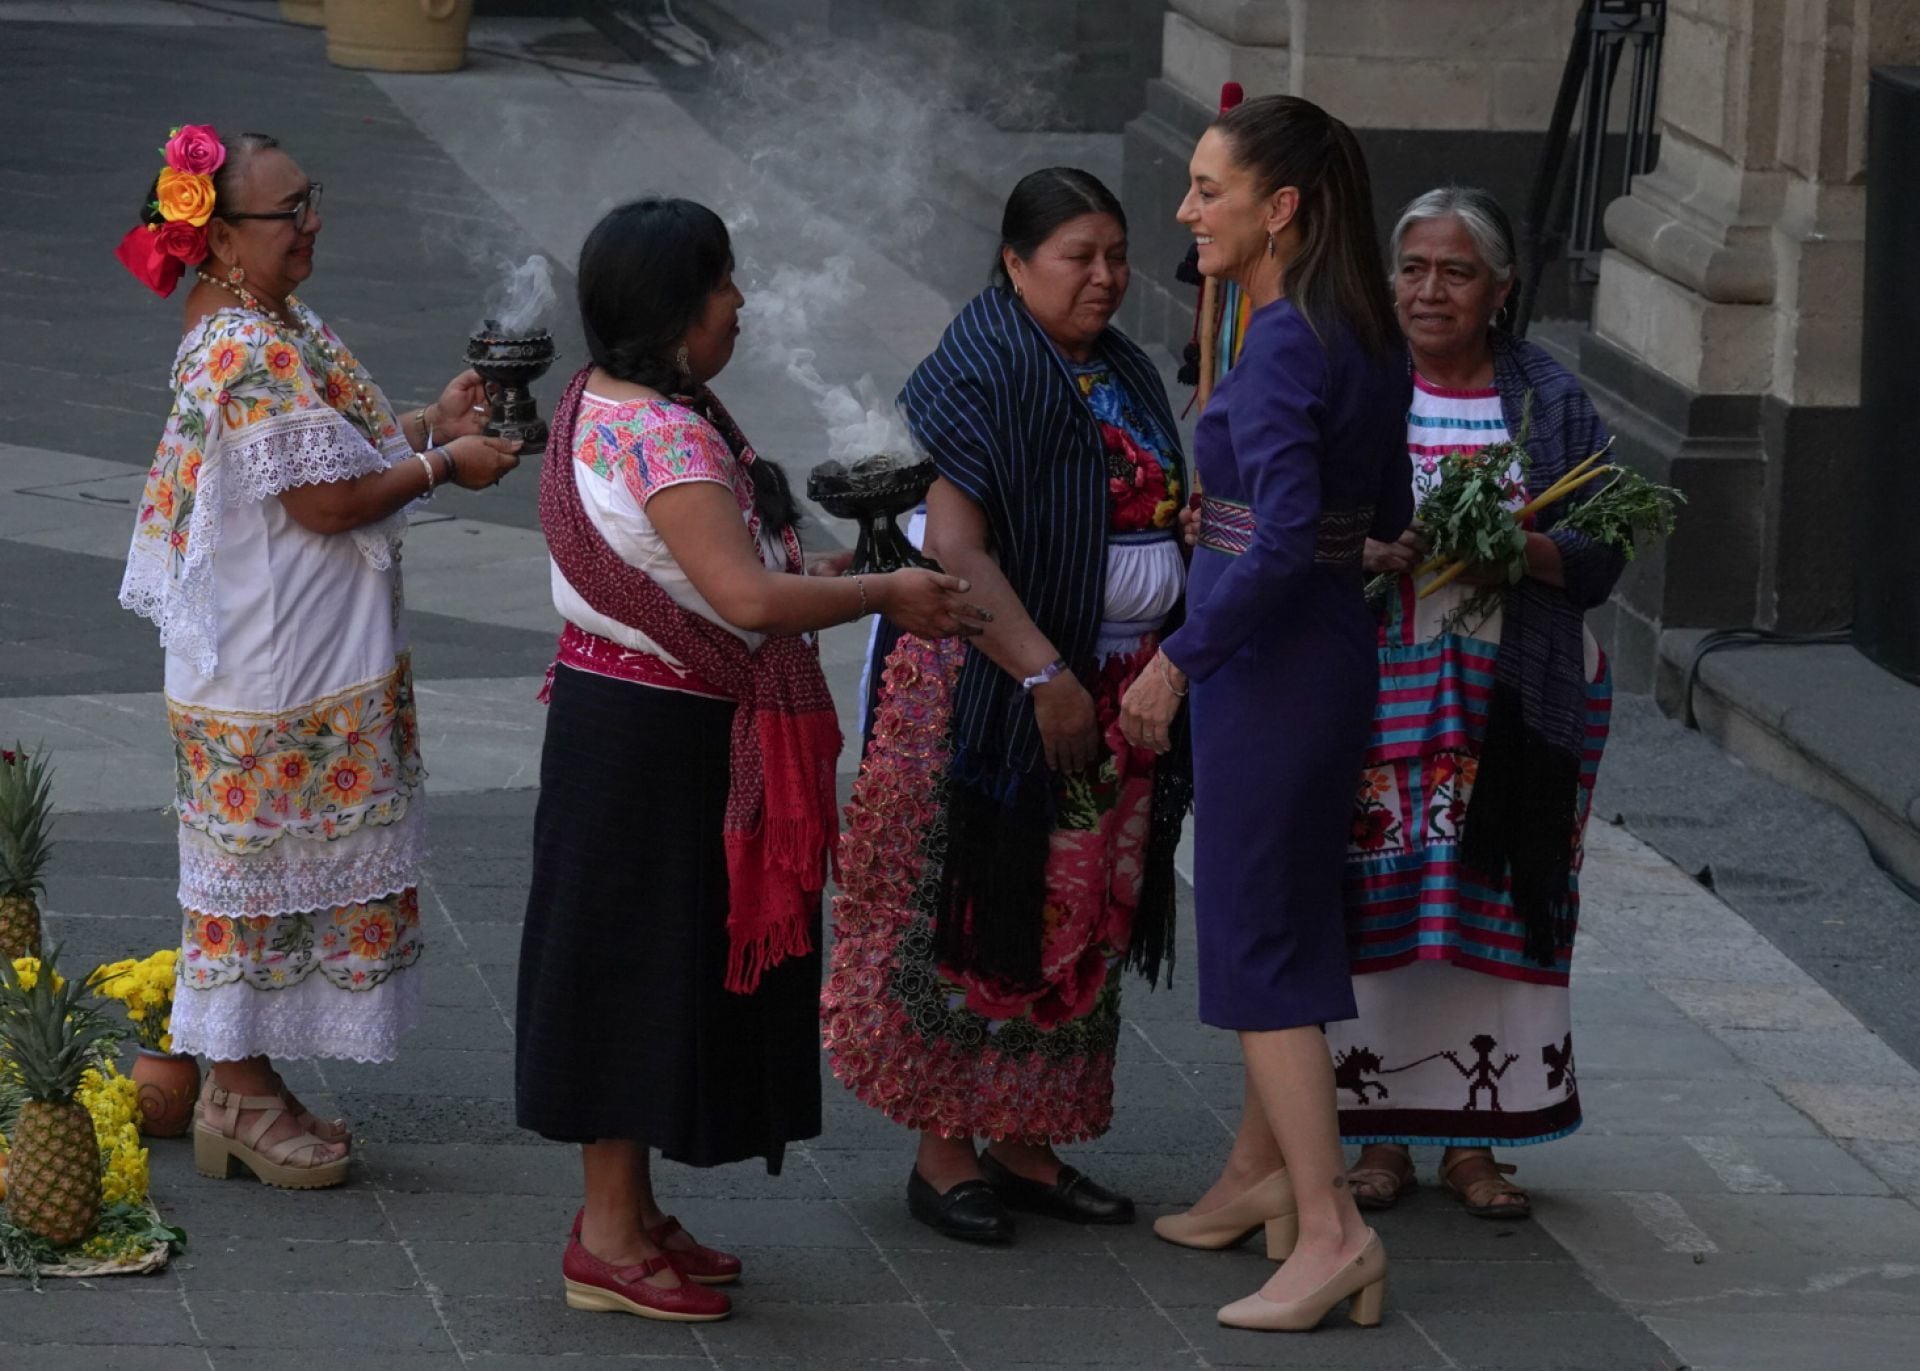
[{"xmin": 221, "ymin": 182, "xmax": 323, "ymax": 233}]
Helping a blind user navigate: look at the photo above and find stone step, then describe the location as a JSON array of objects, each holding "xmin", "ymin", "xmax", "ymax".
[{"xmin": 1654, "ymin": 628, "xmax": 1920, "ymax": 892}]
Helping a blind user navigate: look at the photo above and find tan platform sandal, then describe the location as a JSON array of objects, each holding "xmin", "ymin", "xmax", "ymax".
[
  {"xmin": 193, "ymin": 1083, "xmax": 350, "ymax": 1190},
  {"xmin": 266, "ymin": 1069, "xmax": 351, "ymax": 1147},
  {"xmin": 1439, "ymin": 1150, "xmax": 1531, "ymax": 1219}
]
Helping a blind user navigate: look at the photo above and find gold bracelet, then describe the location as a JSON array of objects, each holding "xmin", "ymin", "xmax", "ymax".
[
  {"xmin": 852, "ymin": 575, "xmax": 869, "ymax": 620},
  {"xmin": 1157, "ymin": 653, "xmax": 1187, "ymax": 697},
  {"xmin": 413, "ymin": 450, "xmax": 437, "ymax": 494}
]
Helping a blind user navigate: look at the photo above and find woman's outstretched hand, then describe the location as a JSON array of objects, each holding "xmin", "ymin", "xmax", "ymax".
[
  {"xmin": 443, "ymin": 433, "xmax": 524, "ymax": 489},
  {"xmin": 429, "ymin": 369, "xmax": 494, "ymax": 441},
  {"xmin": 874, "ymin": 568, "xmax": 993, "ymax": 640},
  {"xmin": 1119, "ymin": 652, "xmax": 1185, "ymax": 756}
]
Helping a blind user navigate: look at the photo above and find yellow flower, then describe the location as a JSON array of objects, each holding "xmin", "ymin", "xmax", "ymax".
[
  {"xmin": 207, "ymin": 339, "xmax": 247, "ymax": 385},
  {"xmin": 263, "ymin": 341, "xmax": 301, "ymax": 380},
  {"xmin": 265, "ymin": 750, "xmax": 312, "ymax": 792},
  {"xmin": 319, "ymin": 756, "xmax": 373, "ymax": 807},
  {"xmin": 9, "ymin": 957, "xmax": 64, "ymax": 992},
  {"xmin": 155, "ymin": 167, "xmax": 216, "ymax": 227},
  {"xmin": 211, "ymin": 769, "xmax": 260, "ymax": 825}
]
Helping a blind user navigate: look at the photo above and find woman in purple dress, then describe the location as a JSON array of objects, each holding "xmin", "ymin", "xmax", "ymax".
[{"xmin": 1121, "ymin": 96, "xmax": 1413, "ymax": 1333}]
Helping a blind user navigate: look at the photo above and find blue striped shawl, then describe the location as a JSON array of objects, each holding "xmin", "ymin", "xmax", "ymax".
[
  {"xmin": 899, "ymin": 286, "xmax": 1185, "ymax": 789},
  {"xmin": 1461, "ymin": 332, "xmax": 1624, "ymax": 965}
]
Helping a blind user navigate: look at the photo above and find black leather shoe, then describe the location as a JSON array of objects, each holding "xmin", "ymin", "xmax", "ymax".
[
  {"xmin": 906, "ymin": 1168, "xmax": 1015, "ymax": 1244},
  {"xmin": 979, "ymin": 1152, "xmax": 1136, "ymax": 1225}
]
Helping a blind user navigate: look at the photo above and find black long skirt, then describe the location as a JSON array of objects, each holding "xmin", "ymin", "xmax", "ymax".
[{"xmin": 514, "ymin": 664, "xmax": 822, "ymax": 1174}]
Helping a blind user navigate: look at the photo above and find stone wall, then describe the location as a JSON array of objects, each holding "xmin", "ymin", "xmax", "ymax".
[
  {"xmin": 1120, "ymin": 0, "xmax": 1615, "ymax": 355},
  {"xmin": 1583, "ymin": 0, "xmax": 1920, "ymax": 685}
]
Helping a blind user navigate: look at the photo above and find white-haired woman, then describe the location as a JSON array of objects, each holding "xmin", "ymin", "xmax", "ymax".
[{"xmin": 1327, "ymin": 186, "xmax": 1624, "ymax": 1219}]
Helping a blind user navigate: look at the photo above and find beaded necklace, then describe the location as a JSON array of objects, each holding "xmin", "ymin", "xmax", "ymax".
[{"xmin": 194, "ymin": 269, "xmax": 384, "ymax": 437}]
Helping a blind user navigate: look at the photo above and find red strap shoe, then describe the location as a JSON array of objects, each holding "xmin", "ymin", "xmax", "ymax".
[
  {"xmin": 562, "ymin": 1234, "xmax": 731, "ymax": 1322},
  {"xmin": 649, "ymin": 1215, "xmax": 743, "ymax": 1286}
]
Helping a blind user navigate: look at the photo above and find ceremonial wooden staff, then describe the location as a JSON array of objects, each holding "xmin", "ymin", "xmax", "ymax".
[{"xmin": 1190, "ymin": 81, "xmax": 1246, "ymax": 498}]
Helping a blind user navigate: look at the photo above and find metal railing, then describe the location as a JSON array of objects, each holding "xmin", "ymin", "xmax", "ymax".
[{"xmin": 1514, "ymin": 0, "xmax": 1665, "ymax": 336}]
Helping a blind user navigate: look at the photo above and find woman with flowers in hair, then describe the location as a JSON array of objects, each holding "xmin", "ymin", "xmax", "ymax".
[{"xmin": 115, "ymin": 126, "xmax": 521, "ymax": 1189}]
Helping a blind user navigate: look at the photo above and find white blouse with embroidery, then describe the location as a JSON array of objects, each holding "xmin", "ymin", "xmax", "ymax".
[
  {"xmin": 551, "ymin": 391, "xmax": 783, "ymax": 665},
  {"xmin": 120, "ymin": 303, "xmax": 427, "ymax": 1063}
]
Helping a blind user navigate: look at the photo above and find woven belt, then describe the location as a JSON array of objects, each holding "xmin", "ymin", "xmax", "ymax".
[{"xmin": 1196, "ymin": 496, "xmax": 1373, "ymax": 567}]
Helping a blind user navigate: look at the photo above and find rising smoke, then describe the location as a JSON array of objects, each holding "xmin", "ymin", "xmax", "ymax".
[
  {"xmin": 487, "ymin": 253, "xmax": 557, "ymax": 336},
  {"xmin": 707, "ymin": 28, "xmax": 1065, "ymax": 465}
]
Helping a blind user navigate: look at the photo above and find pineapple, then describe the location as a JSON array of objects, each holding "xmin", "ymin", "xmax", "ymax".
[
  {"xmin": 0, "ymin": 947, "xmax": 122, "ymax": 1247},
  {"xmin": 0, "ymin": 746, "xmax": 53, "ymax": 962}
]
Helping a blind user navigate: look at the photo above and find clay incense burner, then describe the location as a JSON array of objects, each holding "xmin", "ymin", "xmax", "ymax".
[
  {"xmin": 464, "ymin": 320, "xmax": 556, "ymax": 453},
  {"xmin": 806, "ymin": 454, "xmax": 941, "ymax": 575}
]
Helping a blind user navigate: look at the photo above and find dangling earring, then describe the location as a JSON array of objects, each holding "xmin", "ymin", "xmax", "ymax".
[
  {"xmin": 228, "ymin": 264, "xmax": 246, "ymax": 285},
  {"xmin": 673, "ymin": 344, "xmax": 691, "ymax": 387},
  {"xmin": 1265, "ymin": 231, "xmax": 1276, "ymax": 258}
]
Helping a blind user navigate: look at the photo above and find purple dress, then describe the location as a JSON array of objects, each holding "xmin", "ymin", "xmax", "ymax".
[{"xmin": 1162, "ymin": 300, "xmax": 1413, "ymax": 1031}]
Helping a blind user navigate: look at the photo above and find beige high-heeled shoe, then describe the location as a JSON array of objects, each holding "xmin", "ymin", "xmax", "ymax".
[
  {"xmin": 1152, "ymin": 1168, "xmax": 1299, "ymax": 1258},
  {"xmin": 1216, "ymin": 1229, "xmax": 1387, "ymax": 1332}
]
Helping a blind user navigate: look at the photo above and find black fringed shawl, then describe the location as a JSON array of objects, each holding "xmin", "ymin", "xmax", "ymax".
[
  {"xmin": 1457, "ymin": 334, "xmax": 1625, "ymax": 965},
  {"xmin": 895, "ymin": 286, "xmax": 1194, "ymax": 989}
]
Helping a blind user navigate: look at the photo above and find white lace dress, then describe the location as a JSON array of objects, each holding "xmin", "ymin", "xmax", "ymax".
[{"xmin": 121, "ymin": 303, "xmax": 426, "ymax": 1063}]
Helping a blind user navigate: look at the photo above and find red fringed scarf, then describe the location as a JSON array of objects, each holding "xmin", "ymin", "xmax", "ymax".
[{"xmin": 541, "ymin": 367, "xmax": 842, "ymax": 993}]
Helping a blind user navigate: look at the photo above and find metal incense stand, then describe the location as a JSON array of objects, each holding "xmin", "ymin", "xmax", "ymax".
[
  {"xmin": 464, "ymin": 320, "xmax": 556, "ymax": 452},
  {"xmin": 806, "ymin": 455, "xmax": 941, "ymax": 574}
]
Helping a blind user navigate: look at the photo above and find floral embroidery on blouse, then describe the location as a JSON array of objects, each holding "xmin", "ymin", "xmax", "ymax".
[
  {"xmin": 131, "ymin": 307, "xmax": 400, "ymax": 580},
  {"xmin": 180, "ymin": 888, "xmax": 423, "ymax": 993},
  {"xmin": 1074, "ymin": 363, "xmax": 1182, "ymax": 533},
  {"xmin": 572, "ymin": 395, "xmax": 765, "ymax": 543},
  {"xmin": 169, "ymin": 654, "xmax": 423, "ymax": 856}
]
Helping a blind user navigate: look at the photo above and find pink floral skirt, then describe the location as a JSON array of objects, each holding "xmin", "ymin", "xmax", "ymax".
[{"xmin": 822, "ymin": 633, "xmax": 1159, "ymax": 1144}]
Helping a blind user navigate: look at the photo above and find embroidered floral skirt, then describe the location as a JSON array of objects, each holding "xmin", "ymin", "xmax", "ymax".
[
  {"xmin": 1335, "ymin": 583, "xmax": 1609, "ymax": 1146},
  {"xmin": 167, "ymin": 653, "xmax": 427, "ymax": 1064},
  {"xmin": 823, "ymin": 634, "xmax": 1160, "ymax": 1145}
]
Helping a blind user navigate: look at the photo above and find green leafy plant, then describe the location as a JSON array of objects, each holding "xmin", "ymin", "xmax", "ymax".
[
  {"xmin": 1557, "ymin": 465, "xmax": 1685, "ymax": 556},
  {"xmin": 0, "ymin": 1201, "xmax": 187, "ymax": 1287}
]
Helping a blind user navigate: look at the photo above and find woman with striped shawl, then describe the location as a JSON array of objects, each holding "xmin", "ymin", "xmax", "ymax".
[
  {"xmin": 1336, "ymin": 187, "xmax": 1623, "ymax": 1220},
  {"xmin": 823, "ymin": 168, "xmax": 1193, "ymax": 1245}
]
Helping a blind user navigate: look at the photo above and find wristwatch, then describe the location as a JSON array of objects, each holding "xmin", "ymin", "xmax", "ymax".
[{"xmin": 1020, "ymin": 658, "xmax": 1068, "ymax": 694}]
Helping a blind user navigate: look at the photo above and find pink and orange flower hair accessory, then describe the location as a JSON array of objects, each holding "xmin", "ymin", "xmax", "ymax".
[{"xmin": 114, "ymin": 125, "xmax": 227, "ymax": 298}]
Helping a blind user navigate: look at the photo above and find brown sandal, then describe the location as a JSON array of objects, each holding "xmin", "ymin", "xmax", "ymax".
[
  {"xmin": 1348, "ymin": 1145, "xmax": 1418, "ymax": 1211},
  {"xmin": 193, "ymin": 1084, "xmax": 350, "ymax": 1190},
  {"xmin": 1439, "ymin": 1150, "xmax": 1531, "ymax": 1219}
]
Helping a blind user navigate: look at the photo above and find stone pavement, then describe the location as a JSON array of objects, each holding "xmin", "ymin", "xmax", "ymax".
[{"xmin": 2, "ymin": 4, "xmax": 1919, "ymax": 1368}]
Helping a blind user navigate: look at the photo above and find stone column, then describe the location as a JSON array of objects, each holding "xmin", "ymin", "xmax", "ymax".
[
  {"xmin": 1121, "ymin": 1, "xmax": 1578, "ymax": 355},
  {"xmin": 1583, "ymin": 0, "xmax": 1920, "ymax": 686}
]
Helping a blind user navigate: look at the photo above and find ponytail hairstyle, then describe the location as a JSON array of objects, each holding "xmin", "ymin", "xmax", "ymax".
[
  {"xmin": 1213, "ymin": 96, "xmax": 1399, "ymax": 359},
  {"xmin": 140, "ymin": 131, "xmax": 281, "ymax": 265},
  {"xmin": 576, "ymin": 197, "xmax": 796, "ymax": 533}
]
